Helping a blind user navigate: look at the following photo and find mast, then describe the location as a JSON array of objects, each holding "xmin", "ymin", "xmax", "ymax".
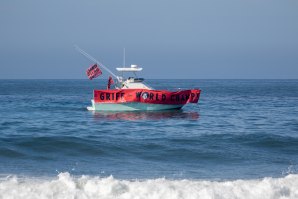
[
  {"xmin": 123, "ymin": 48, "xmax": 126, "ymax": 67},
  {"xmin": 75, "ymin": 45, "xmax": 119, "ymax": 81},
  {"xmin": 122, "ymin": 48, "xmax": 126, "ymax": 78}
]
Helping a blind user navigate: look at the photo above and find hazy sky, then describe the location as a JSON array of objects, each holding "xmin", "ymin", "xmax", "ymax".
[{"xmin": 1, "ymin": 0, "xmax": 297, "ymax": 79}]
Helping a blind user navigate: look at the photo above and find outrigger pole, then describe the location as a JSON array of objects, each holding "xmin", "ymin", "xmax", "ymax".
[{"xmin": 74, "ymin": 45, "xmax": 119, "ymax": 81}]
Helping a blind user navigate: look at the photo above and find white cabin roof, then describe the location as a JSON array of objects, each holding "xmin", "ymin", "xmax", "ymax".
[{"xmin": 116, "ymin": 64, "xmax": 142, "ymax": 72}]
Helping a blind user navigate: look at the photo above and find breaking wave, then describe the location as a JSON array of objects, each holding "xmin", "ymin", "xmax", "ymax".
[{"xmin": 1, "ymin": 173, "xmax": 298, "ymax": 199}]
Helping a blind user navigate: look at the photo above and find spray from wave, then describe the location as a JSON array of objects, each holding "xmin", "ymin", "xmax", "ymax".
[{"xmin": 0, "ymin": 172, "xmax": 298, "ymax": 199}]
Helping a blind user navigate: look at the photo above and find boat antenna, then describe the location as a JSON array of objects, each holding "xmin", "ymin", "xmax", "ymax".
[
  {"xmin": 123, "ymin": 48, "xmax": 126, "ymax": 67},
  {"xmin": 74, "ymin": 45, "xmax": 119, "ymax": 81}
]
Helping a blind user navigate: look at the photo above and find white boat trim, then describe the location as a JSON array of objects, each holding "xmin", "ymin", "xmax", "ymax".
[{"xmin": 88, "ymin": 100, "xmax": 183, "ymax": 111}]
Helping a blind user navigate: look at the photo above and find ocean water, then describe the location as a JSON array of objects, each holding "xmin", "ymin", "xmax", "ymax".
[{"xmin": 0, "ymin": 79, "xmax": 298, "ymax": 199}]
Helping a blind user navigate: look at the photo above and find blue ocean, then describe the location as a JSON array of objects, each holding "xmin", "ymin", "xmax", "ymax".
[{"xmin": 0, "ymin": 79, "xmax": 298, "ymax": 198}]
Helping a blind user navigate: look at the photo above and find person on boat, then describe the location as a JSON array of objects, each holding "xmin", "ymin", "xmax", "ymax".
[{"xmin": 107, "ymin": 76, "xmax": 114, "ymax": 90}]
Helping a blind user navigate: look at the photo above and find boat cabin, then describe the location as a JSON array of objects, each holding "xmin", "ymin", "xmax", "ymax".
[{"xmin": 116, "ymin": 65, "xmax": 152, "ymax": 90}]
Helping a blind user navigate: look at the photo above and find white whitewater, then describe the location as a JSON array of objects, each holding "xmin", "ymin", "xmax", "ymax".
[{"xmin": 0, "ymin": 172, "xmax": 298, "ymax": 199}]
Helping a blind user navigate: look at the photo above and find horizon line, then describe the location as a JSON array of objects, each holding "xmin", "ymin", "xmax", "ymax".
[{"xmin": 0, "ymin": 78, "xmax": 297, "ymax": 80}]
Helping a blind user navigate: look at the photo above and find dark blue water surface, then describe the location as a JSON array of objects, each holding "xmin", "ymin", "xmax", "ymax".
[{"xmin": 0, "ymin": 79, "xmax": 298, "ymax": 179}]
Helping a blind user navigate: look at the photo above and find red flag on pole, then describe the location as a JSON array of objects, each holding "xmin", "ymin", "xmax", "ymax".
[
  {"xmin": 107, "ymin": 76, "xmax": 114, "ymax": 90},
  {"xmin": 86, "ymin": 64, "xmax": 102, "ymax": 80}
]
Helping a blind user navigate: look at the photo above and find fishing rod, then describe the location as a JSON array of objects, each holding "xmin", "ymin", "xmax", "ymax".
[{"xmin": 74, "ymin": 45, "xmax": 119, "ymax": 81}]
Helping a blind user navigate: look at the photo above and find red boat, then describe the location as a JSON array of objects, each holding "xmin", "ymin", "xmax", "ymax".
[
  {"xmin": 75, "ymin": 46, "xmax": 201, "ymax": 111},
  {"xmin": 87, "ymin": 66, "xmax": 200, "ymax": 111}
]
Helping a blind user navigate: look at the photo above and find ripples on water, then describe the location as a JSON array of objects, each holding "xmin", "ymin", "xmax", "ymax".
[{"xmin": 0, "ymin": 79, "xmax": 298, "ymax": 180}]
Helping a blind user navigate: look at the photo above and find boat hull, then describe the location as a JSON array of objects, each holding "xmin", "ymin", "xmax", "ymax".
[
  {"xmin": 87, "ymin": 100, "xmax": 183, "ymax": 111},
  {"xmin": 88, "ymin": 88, "xmax": 200, "ymax": 111}
]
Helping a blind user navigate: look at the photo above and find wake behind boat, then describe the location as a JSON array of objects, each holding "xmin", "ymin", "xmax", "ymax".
[{"xmin": 76, "ymin": 46, "xmax": 201, "ymax": 111}]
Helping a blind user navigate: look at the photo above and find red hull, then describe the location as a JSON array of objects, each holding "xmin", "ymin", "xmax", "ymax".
[{"xmin": 93, "ymin": 89, "xmax": 201, "ymax": 105}]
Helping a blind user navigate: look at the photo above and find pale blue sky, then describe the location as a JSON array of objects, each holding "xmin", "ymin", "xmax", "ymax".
[{"xmin": 0, "ymin": 0, "xmax": 297, "ymax": 79}]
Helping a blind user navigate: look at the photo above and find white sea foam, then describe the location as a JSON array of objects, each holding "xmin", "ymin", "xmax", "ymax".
[{"xmin": 0, "ymin": 172, "xmax": 298, "ymax": 199}]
